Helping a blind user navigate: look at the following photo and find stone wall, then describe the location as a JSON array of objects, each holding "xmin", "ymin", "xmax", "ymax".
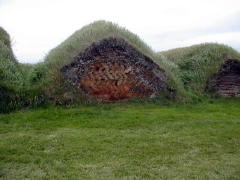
[
  {"xmin": 215, "ymin": 72, "xmax": 240, "ymax": 97},
  {"xmin": 207, "ymin": 59, "xmax": 240, "ymax": 97},
  {"xmin": 61, "ymin": 38, "xmax": 167, "ymax": 102}
]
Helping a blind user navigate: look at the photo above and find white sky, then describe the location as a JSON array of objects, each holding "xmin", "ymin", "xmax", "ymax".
[{"xmin": 0, "ymin": 0, "xmax": 240, "ymax": 64}]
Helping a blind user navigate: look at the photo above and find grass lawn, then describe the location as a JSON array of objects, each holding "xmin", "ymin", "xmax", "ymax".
[{"xmin": 0, "ymin": 99, "xmax": 240, "ymax": 180}]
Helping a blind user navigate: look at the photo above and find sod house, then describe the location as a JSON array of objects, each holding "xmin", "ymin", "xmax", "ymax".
[
  {"xmin": 36, "ymin": 21, "xmax": 181, "ymax": 104},
  {"xmin": 161, "ymin": 43, "xmax": 240, "ymax": 97}
]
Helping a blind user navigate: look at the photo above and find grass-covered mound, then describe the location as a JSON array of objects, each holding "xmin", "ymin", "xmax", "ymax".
[
  {"xmin": 0, "ymin": 27, "xmax": 24, "ymax": 113},
  {"xmin": 30, "ymin": 21, "xmax": 184, "ymax": 104},
  {"xmin": 161, "ymin": 43, "xmax": 240, "ymax": 96}
]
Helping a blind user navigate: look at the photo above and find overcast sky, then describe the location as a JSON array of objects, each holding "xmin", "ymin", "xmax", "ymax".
[{"xmin": 0, "ymin": 0, "xmax": 240, "ymax": 64}]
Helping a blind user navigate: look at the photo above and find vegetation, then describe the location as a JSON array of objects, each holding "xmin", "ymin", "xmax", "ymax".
[
  {"xmin": 0, "ymin": 28, "xmax": 45, "ymax": 113},
  {"xmin": 161, "ymin": 43, "xmax": 240, "ymax": 94},
  {"xmin": 0, "ymin": 99, "xmax": 240, "ymax": 179},
  {"xmin": 0, "ymin": 27, "xmax": 24, "ymax": 113}
]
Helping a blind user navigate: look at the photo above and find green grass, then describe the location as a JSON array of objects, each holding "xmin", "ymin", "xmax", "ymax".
[{"xmin": 1, "ymin": 99, "xmax": 240, "ymax": 179}]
